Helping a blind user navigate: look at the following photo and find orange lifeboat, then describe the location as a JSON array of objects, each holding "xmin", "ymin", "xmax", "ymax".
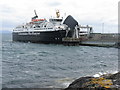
[{"xmin": 32, "ymin": 19, "xmax": 45, "ymax": 22}]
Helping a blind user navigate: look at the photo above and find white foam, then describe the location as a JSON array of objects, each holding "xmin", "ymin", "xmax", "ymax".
[
  {"xmin": 93, "ymin": 74, "xmax": 100, "ymax": 77},
  {"xmin": 93, "ymin": 70, "xmax": 118, "ymax": 77},
  {"xmin": 111, "ymin": 71, "xmax": 118, "ymax": 74},
  {"xmin": 93, "ymin": 72, "xmax": 104, "ymax": 77},
  {"xmin": 56, "ymin": 78, "xmax": 74, "ymax": 88},
  {"xmin": 63, "ymin": 82, "xmax": 71, "ymax": 87}
]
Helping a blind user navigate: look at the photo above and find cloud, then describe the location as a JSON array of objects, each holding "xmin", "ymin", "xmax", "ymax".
[
  {"xmin": 0, "ymin": 5, "xmax": 15, "ymax": 14},
  {"xmin": 1, "ymin": 0, "xmax": 119, "ymax": 33},
  {"xmin": 46, "ymin": 1, "xmax": 61, "ymax": 7},
  {"xmin": 2, "ymin": 20, "xmax": 18, "ymax": 28}
]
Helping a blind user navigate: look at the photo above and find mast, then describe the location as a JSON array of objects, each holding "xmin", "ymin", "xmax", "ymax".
[
  {"xmin": 32, "ymin": 10, "xmax": 38, "ymax": 20},
  {"xmin": 56, "ymin": 10, "xmax": 60, "ymax": 18}
]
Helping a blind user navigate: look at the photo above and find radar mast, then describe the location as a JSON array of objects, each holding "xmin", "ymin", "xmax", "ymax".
[
  {"xmin": 56, "ymin": 10, "xmax": 60, "ymax": 18},
  {"xmin": 32, "ymin": 10, "xmax": 38, "ymax": 20}
]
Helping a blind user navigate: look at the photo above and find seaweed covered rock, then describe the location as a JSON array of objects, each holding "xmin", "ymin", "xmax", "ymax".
[
  {"xmin": 64, "ymin": 72, "xmax": 120, "ymax": 90},
  {"xmin": 102, "ymin": 72, "xmax": 120, "ymax": 88}
]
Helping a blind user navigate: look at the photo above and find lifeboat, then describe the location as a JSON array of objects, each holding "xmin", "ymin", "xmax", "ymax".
[{"xmin": 32, "ymin": 19, "xmax": 45, "ymax": 22}]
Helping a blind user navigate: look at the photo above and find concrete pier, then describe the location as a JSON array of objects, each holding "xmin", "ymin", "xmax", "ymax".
[
  {"xmin": 79, "ymin": 33, "xmax": 119, "ymax": 47},
  {"xmin": 62, "ymin": 38, "xmax": 81, "ymax": 46},
  {"xmin": 62, "ymin": 33, "xmax": 119, "ymax": 47}
]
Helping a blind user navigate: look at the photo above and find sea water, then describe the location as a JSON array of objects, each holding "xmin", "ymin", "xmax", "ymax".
[{"xmin": 2, "ymin": 33, "xmax": 118, "ymax": 88}]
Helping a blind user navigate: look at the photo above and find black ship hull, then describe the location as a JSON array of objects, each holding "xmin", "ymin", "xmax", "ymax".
[{"xmin": 12, "ymin": 30, "xmax": 66, "ymax": 44}]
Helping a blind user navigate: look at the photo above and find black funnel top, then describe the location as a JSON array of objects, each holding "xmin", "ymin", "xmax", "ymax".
[{"xmin": 63, "ymin": 15, "xmax": 78, "ymax": 30}]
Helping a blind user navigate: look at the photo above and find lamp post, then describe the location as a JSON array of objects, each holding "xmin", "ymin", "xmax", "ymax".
[
  {"xmin": 102, "ymin": 23, "xmax": 104, "ymax": 45},
  {"xmin": 102, "ymin": 23, "xmax": 104, "ymax": 34}
]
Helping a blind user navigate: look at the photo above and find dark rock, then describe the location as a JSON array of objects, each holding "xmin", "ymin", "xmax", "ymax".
[
  {"xmin": 102, "ymin": 72, "xmax": 120, "ymax": 88},
  {"xmin": 64, "ymin": 72, "xmax": 120, "ymax": 90},
  {"xmin": 68, "ymin": 77, "xmax": 93, "ymax": 88},
  {"xmin": 64, "ymin": 77, "xmax": 93, "ymax": 90}
]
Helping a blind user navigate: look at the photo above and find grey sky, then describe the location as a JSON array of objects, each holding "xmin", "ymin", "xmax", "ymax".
[{"xmin": 1, "ymin": 0, "xmax": 119, "ymax": 33}]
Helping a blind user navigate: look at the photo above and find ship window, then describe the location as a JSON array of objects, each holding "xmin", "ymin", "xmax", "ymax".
[
  {"xmin": 51, "ymin": 19, "xmax": 62, "ymax": 22},
  {"xmin": 54, "ymin": 19, "xmax": 62, "ymax": 21},
  {"xmin": 48, "ymin": 28, "xmax": 53, "ymax": 29},
  {"xmin": 56, "ymin": 19, "xmax": 62, "ymax": 21},
  {"xmin": 36, "ymin": 26, "xmax": 40, "ymax": 28}
]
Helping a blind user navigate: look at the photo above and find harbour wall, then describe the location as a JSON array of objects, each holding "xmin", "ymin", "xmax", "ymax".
[
  {"xmin": 88, "ymin": 33, "xmax": 119, "ymax": 42},
  {"xmin": 80, "ymin": 33, "xmax": 119, "ymax": 47},
  {"xmin": 63, "ymin": 33, "xmax": 119, "ymax": 47}
]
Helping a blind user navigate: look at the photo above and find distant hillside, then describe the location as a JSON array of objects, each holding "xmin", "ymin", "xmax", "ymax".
[{"xmin": 1, "ymin": 30, "xmax": 12, "ymax": 33}]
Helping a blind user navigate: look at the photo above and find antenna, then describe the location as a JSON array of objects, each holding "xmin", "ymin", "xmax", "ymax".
[{"xmin": 34, "ymin": 10, "xmax": 38, "ymax": 16}]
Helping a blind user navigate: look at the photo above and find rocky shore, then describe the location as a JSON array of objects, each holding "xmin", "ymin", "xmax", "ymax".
[{"xmin": 64, "ymin": 72, "xmax": 120, "ymax": 90}]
